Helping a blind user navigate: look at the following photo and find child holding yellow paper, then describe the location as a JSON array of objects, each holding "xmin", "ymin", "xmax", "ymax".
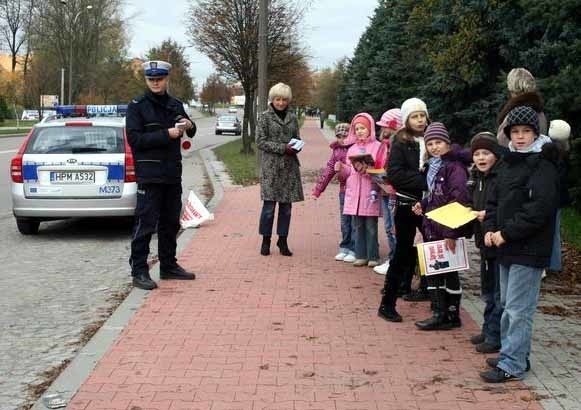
[{"xmin": 412, "ymin": 122, "xmax": 472, "ymax": 331}]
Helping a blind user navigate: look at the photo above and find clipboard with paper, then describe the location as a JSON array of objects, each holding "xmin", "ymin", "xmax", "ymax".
[{"xmin": 424, "ymin": 202, "xmax": 477, "ymax": 229}]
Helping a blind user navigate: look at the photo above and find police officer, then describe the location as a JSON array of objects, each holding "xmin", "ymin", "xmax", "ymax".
[{"xmin": 126, "ymin": 60, "xmax": 197, "ymax": 290}]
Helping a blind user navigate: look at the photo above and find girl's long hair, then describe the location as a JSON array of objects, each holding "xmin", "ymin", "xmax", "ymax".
[{"xmin": 393, "ymin": 127, "xmax": 415, "ymax": 143}]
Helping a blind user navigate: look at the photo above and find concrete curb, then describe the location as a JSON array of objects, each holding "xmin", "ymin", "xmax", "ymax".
[{"xmin": 31, "ymin": 146, "xmax": 226, "ymax": 409}]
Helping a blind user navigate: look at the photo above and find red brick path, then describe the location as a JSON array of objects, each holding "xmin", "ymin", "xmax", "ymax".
[{"xmin": 69, "ymin": 119, "xmax": 542, "ymax": 410}]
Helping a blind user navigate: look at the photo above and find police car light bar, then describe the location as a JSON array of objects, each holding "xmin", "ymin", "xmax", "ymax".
[{"xmin": 55, "ymin": 104, "xmax": 128, "ymax": 117}]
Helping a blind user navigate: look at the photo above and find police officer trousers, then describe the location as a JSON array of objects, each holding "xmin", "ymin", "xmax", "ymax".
[{"xmin": 130, "ymin": 183, "xmax": 182, "ymax": 276}]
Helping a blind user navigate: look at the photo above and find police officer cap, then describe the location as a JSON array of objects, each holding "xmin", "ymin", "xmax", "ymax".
[{"xmin": 142, "ymin": 60, "xmax": 172, "ymax": 78}]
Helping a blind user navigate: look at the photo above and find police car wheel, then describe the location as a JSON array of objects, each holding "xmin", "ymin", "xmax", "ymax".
[{"xmin": 16, "ymin": 218, "xmax": 40, "ymax": 235}]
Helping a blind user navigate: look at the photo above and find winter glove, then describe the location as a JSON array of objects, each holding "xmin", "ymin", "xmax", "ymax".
[{"xmin": 285, "ymin": 144, "xmax": 297, "ymax": 155}]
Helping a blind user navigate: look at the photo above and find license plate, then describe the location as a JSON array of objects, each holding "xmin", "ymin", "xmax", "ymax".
[{"xmin": 50, "ymin": 171, "xmax": 95, "ymax": 184}]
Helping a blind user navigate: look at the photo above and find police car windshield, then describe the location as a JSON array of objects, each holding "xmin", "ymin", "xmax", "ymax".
[{"xmin": 26, "ymin": 126, "xmax": 124, "ymax": 154}]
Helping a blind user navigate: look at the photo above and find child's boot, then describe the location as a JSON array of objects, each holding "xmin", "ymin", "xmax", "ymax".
[
  {"xmin": 443, "ymin": 292, "xmax": 462, "ymax": 329},
  {"xmin": 378, "ymin": 293, "xmax": 402, "ymax": 322},
  {"xmin": 415, "ymin": 289, "xmax": 450, "ymax": 331}
]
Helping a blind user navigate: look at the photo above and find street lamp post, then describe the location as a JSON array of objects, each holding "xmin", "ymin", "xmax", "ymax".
[{"xmin": 61, "ymin": 2, "xmax": 93, "ymax": 104}]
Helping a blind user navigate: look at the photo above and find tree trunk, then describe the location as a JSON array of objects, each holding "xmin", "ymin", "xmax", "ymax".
[
  {"xmin": 241, "ymin": 87, "xmax": 255, "ymax": 154},
  {"xmin": 250, "ymin": 91, "xmax": 258, "ymax": 141},
  {"xmin": 248, "ymin": 92, "xmax": 256, "ymax": 142}
]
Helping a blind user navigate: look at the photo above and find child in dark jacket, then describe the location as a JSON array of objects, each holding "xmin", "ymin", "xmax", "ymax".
[
  {"xmin": 377, "ymin": 98, "xmax": 429, "ymax": 323},
  {"xmin": 480, "ymin": 106, "xmax": 559, "ymax": 383},
  {"xmin": 468, "ymin": 132, "xmax": 504, "ymax": 353},
  {"xmin": 312, "ymin": 123, "xmax": 355, "ymax": 261},
  {"xmin": 412, "ymin": 122, "xmax": 472, "ymax": 331}
]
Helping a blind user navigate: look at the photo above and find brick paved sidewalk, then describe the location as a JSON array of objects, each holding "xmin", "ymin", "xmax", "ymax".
[{"xmin": 69, "ymin": 119, "xmax": 543, "ymax": 410}]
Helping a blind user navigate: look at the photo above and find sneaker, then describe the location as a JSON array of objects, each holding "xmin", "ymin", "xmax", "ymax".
[
  {"xmin": 353, "ymin": 259, "xmax": 368, "ymax": 267},
  {"xmin": 343, "ymin": 253, "xmax": 356, "ymax": 263},
  {"xmin": 480, "ymin": 367, "xmax": 518, "ymax": 383},
  {"xmin": 368, "ymin": 260, "xmax": 379, "ymax": 268},
  {"xmin": 475, "ymin": 342, "xmax": 501, "ymax": 354},
  {"xmin": 486, "ymin": 357, "xmax": 530, "ymax": 372},
  {"xmin": 373, "ymin": 260, "xmax": 390, "ymax": 275},
  {"xmin": 335, "ymin": 252, "xmax": 347, "ymax": 261},
  {"xmin": 470, "ymin": 333, "xmax": 485, "ymax": 345}
]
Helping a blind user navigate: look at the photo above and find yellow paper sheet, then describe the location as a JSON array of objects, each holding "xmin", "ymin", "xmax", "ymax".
[
  {"xmin": 366, "ymin": 168, "xmax": 385, "ymax": 174},
  {"xmin": 425, "ymin": 202, "xmax": 477, "ymax": 229}
]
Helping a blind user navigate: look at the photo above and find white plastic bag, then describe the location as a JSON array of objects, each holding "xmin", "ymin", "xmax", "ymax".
[{"xmin": 180, "ymin": 190, "xmax": 214, "ymax": 229}]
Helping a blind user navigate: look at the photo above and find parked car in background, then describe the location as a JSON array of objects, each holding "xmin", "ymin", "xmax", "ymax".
[
  {"xmin": 215, "ymin": 115, "xmax": 242, "ymax": 135},
  {"xmin": 10, "ymin": 105, "xmax": 137, "ymax": 235},
  {"xmin": 228, "ymin": 106, "xmax": 238, "ymax": 113}
]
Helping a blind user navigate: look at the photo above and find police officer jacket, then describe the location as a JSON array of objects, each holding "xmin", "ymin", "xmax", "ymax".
[{"xmin": 126, "ymin": 90, "xmax": 196, "ymax": 184}]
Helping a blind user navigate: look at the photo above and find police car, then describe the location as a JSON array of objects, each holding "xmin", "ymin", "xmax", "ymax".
[{"xmin": 10, "ymin": 104, "xmax": 137, "ymax": 235}]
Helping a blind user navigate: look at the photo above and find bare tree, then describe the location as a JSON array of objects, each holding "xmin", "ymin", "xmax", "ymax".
[
  {"xmin": 27, "ymin": 0, "xmax": 128, "ymax": 103},
  {"xmin": 0, "ymin": 0, "xmax": 34, "ymax": 72},
  {"xmin": 200, "ymin": 73, "xmax": 232, "ymax": 112},
  {"xmin": 187, "ymin": 0, "xmax": 308, "ymax": 154}
]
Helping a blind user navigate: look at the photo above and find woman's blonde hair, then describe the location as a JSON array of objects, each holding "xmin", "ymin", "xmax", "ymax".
[
  {"xmin": 268, "ymin": 82, "xmax": 292, "ymax": 102},
  {"xmin": 507, "ymin": 68, "xmax": 536, "ymax": 95}
]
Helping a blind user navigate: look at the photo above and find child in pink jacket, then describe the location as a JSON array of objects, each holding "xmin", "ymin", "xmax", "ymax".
[
  {"xmin": 312, "ymin": 123, "xmax": 356, "ymax": 262},
  {"xmin": 337, "ymin": 113, "xmax": 382, "ymax": 267}
]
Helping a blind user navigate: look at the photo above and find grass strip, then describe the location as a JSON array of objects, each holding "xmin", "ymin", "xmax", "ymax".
[{"xmin": 214, "ymin": 138, "xmax": 259, "ymax": 186}]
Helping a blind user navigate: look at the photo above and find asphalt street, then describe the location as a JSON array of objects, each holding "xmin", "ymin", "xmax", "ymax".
[
  {"xmin": 0, "ymin": 135, "xmax": 24, "ymax": 211},
  {"xmin": 0, "ymin": 110, "xmax": 240, "ymax": 410}
]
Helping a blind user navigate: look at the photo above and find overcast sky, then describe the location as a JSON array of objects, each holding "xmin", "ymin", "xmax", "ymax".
[{"xmin": 124, "ymin": 0, "xmax": 378, "ymax": 89}]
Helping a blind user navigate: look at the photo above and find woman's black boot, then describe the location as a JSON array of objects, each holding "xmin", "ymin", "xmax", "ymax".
[
  {"xmin": 276, "ymin": 236, "xmax": 293, "ymax": 256},
  {"xmin": 260, "ymin": 236, "xmax": 271, "ymax": 256}
]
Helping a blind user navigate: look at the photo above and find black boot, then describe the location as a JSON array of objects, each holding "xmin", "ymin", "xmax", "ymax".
[
  {"xmin": 276, "ymin": 236, "xmax": 293, "ymax": 256},
  {"xmin": 133, "ymin": 272, "xmax": 158, "ymax": 290},
  {"xmin": 415, "ymin": 289, "xmax": 450, "ymax": 331},
  {"xmin": 443, "ymin": 293, "xmax": 462, "ymax": 329},
  {"xmin": 260, "ymin": 235, "xmax": 271, "ymax": 256},
  {"xmin": 378, "ymin": 294, "xmax": 402, "ymax": 322},
  {"xmin": 402, "ymin": 287, "xmax": 430, "ymax": 302},
  {"xmin": 159, "ymin": 264, "xmax": 196, "ymax": 280}
]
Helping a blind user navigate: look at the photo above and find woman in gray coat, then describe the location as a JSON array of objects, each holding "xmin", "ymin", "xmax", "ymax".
[{"xmin": 257, "ymin": 83, "xmax": 304, "ymax": 256}]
